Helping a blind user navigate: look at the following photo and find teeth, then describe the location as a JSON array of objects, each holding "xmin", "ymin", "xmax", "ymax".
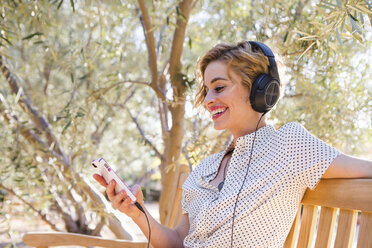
[{"xmin": 211, "ymin": 108, "xmax": 227, "ymax": 116}]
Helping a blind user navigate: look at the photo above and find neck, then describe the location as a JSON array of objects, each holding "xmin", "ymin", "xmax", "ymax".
[{"xmin": 231, "ymin": 116, "xmax": 266, "ymax": 144}]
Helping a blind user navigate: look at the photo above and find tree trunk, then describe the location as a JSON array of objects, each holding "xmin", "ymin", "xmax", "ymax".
[{"xmin": 158, "ymin": 0, "xmax": 193, "ymax": 223}]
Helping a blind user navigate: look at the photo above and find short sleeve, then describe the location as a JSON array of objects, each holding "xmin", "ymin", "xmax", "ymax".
[
  {"xmin": 285, "ymin": 123, "xmax": 342, "ymax": 190},
  {"xmin": 181, "ymin": 186, "xmax": 189, "ymax": 214}
]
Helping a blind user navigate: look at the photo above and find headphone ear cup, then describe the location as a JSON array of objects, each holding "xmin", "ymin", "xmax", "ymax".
[{"xmin": 250, "ymin": 74, "xmax": 280, "ymax": 113}]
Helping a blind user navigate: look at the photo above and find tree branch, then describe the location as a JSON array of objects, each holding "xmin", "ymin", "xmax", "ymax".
[
  {"xmin": 91, "ymin": 218, "xmax": 105, "ymax": 236},
  {"xmin": 0, "ymin": 92, "xmax": 132, "ymax": 239},
  {"xmin": 182, "ymin": 140, "xmax": 193, "ymax": 172},
  {"xmin": 0, "ymin": 182, "xmax": 61, "ymax": 232},
  {"xmin": 133, "ymin": 168, "xmax": 155, "ymax": 185},
  {"xmin": 169, "ymin": 0, "xmax": 193, "ymax": 91},
  {"xmin": 137, "ymin": 0, "xmax": 166, "ymax": 102},
  {"xmin": 282, "ymin": 49, "xmax": 309, "ymax": 57},
  {"xmin": 90, "ymin": 80, "xmax": 150, "ymax": 99},
  {"xmin": 90, "ymin": 86, "xmax": 136, "ymax": 148},
  {"xmin": 163, "ymin": 0, "xmax": 193, "ymax": 169},
  {"xmin": 283, "ymin": 93, "xmax": 307, "ymax": 98},
  {"xmin": 156, "ymin": 24, "xmax": 167, "ymax": 56},
  {"xmin": 39, "ymin": 171, "xmax": 80, "ymax": 233},
  {"xmin": 0, "ymin": 56, "xmax": 70, "ymax": 166},
  {"xmin": 99, "ymin": 88, "xmax": 165, "ymax": 161},
  {"xmin": 1, "ymin": 105, "xmax": 86, "ymax": 233},
  {"xmin": 125, "ymin": 106, "xmax": 164, "ymax": 161},
  {"xmin": 0, "ymin": 103, "xmax": 67, "ymax": 164}
]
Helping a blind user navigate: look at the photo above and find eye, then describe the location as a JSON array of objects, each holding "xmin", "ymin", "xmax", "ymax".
[{"xmin": 215, "ymin": 86, "xmax": 225, "ymax": 92}]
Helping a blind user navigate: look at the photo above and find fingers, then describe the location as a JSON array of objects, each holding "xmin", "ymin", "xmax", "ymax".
[
  {"xmin": 106, "ymin": 180, "xmax": 117, "ymax": 200},
  {"xmin": 93, "ymin": 174, "xmax": 107, "ymax": 187},
  {"xmin": 107, "ymin": 180, "xmax": 127, "ymax": 209},
  {"xmin": 112, "ymin": 191, "xmax": 128, "ymax": 209},
  {"xmin": 116, "ymin": 193, "xmax": 137, "ymax": 213},
  {"xmin": 132, "ymin": 184, "xmax": 141, "ymax": 195},
  {"xmin": 93, "ymin": 176, "xmax": 142, "ymax": 215},
  {"xmin": 110, "ymin": 188, "xmax": 136, "ymax": 213}
]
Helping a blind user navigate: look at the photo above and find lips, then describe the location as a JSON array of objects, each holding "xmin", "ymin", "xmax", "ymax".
[{"xmin": 210, "ymin": 107, "xmax": 228, "ymax": 120}]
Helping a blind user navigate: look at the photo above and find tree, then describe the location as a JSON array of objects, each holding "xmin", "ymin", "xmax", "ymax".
[{"xmin": 0, "ymin": 0, "xmax": 371, "ymax": 239}]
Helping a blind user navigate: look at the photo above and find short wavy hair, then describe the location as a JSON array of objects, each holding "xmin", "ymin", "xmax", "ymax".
[{"xmin": 195, "ymin": 41, "xmax": 270, "ymax": 107}]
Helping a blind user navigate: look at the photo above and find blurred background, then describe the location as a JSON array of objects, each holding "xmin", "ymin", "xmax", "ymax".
[{"xmin": 0, "ymin": 0, "xmax": 371, "ymax": 247}]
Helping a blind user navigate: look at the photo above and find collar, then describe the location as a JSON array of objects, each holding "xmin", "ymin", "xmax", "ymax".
[{"xmin": 200, "ymin": 124, "xmax": 276, "ymax": 180}]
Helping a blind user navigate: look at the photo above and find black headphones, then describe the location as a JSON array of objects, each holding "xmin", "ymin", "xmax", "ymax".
[{"xmin": 247, "ymin": 41, "xmax": 281, "ymax": 113}]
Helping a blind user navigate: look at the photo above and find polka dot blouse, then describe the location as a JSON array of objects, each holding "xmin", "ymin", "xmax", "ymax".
[{"xmin": 181, "ymin": 122, "xmax": 341, "ymax": 248}]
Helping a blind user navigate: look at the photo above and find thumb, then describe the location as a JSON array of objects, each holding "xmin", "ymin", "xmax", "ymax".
[{"xmin": 131, "ymin": 184, "xmax": 143, "ymax": 202}]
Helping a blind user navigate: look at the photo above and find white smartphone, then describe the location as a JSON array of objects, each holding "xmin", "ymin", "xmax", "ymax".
[{"xmin": 91, "ymin": 158, "xmax": 137, "ymax": 202}]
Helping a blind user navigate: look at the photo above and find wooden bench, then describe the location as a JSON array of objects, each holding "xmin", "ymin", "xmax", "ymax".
[
  {"xmin": 23, "ymin": 171, "xmax": 372, "ymax": 247},
  {"xmin": 284, "ymin": 179, "xmax": 372, "ymax": 248}
]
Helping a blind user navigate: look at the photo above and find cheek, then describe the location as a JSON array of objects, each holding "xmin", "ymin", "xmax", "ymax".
[
  {"xmin": 235, "ymin": 95, "xmax": 253, "ymax": 113},
  {"xmin": 238, "ymin": 93, "xmax": 251, "ymax": 105},
  {"xmin": 239, "ymin": 95, "xmax": 249, "ymax": 102}
]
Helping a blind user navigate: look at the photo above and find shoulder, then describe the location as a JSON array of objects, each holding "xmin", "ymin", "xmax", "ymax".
[
  {"xmin": 200, "ymin": 152, "xmax": 222, "ymax": 165},
  {"xmin": 278, "ymin": 122, "xmax": 306, "ymax": 134},
  {"xmin": 184, "ymin": 152, "xmax": 222, "ymax": 185},
  {"xmin": 191, "ymin": 152, "xmax": 221, "ymax": 175},
  {"xmin": 276, "ymin": 122, "xmax": 310, "ymax": 140}
]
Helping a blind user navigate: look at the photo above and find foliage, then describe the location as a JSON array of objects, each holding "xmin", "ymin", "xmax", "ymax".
[{"xmin": 0, "ymin": 0, "xmax": 371, "ymax": 241}]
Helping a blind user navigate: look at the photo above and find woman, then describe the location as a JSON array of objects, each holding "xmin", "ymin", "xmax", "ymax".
[{"xmin": 94, "ymin": 41, "xmax": 372, "ymax": 248}]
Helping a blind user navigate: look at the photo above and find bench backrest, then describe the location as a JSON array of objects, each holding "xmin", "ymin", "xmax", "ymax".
[
  {"xmin": 170, "ymin": 167, "xmax": 372, "ymax": 247},
  {"xmin": 164, "ymin": 164, "xmax": 190, "ymax": 228},
  {"xmin": 22, "ymin": 172, "xmax": 372, "ymax": 248},
  {"xmin": 284, "ymin": 179, "xmax": 372, "ymax": 248}
]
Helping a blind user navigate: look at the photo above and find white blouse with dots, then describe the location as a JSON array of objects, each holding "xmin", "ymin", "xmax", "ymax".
[{"xmin": 181, "ymin": 122, "xmax": 341, "ymax": 248}]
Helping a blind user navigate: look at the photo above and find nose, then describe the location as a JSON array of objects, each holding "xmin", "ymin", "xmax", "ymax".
[{"xmin": 203, "ymin": 90, "xmax": 215, "ymax": 108}]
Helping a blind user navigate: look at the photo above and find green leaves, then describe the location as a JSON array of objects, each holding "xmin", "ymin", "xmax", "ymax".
[
  {"xmin": 349, "ymin": 14, "xmax": 362, "ymax": 35},
  {"xmin": 57, "ymin": 0, "xmax": 64, "ymax": 10},
  {"xmin": 70, "ymin": 0, "xmax": 75, "ymax": 12},
  {"xmin": 0, "ymin": 35, "xmax": 12, "ymax": 45},
  {"xmin": 61, "ymin": 119, "xmax": 72, "ymax": 134},
  {"xmin": 22, "ymin": 32, "xmax": 43, "ymax": 40},
  {"xmin": 335, "ymin": 28, "xmax": 342, "ymax": 45}
]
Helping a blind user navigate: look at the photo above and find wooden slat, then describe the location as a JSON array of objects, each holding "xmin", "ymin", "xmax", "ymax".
[
  {"xmin": 165, "ymin": 165, "xmax": 189, "ymax": 228},
  {"xmin": 23, "ymin": 232, "xmax": 148, "ymax": 248},
  {"xmin": 164, "ymin": 165, "xmax": 183, "ymax": 226},
  {"xmin": 284, "ymin": 208, "xmax": 301, "ymax": 248},
  {"xmin": 357, "ymin": 212, "xmax": 372, "ymax": 248},
  {"xmin": 334, "ymin": 209, "xmax": 357, "ymax": 248},
  {"xmin": 302, "ymin": 179, "xmax": 372, "ymax": 212},
  {"xmin": 167, "ymin": 172, "xmax": 189, "ymax": 228},
  {"xmin": 315, "ymin": 207, "xmax": 337, "ymax": 248},
  {"xmin": 173, "ymin": 173, "xmax": 189, "ymax": 227},
  {"xmin": 297, "ymin": 204, "xmax": 318, "ymax": 248}
]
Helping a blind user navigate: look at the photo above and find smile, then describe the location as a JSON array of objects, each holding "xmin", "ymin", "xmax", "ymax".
[{"xmin": 211, "ymin": 107, "xmax": 228, "ymax": 120}]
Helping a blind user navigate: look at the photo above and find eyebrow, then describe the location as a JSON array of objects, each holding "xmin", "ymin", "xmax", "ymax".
[{"xmin": 204, "ymin": 77, "xmax": 228, "ymax": 88}]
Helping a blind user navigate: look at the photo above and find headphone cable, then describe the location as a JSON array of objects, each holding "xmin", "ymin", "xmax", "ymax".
[
  {"xmin": 230, "ymin": 112, "xmax": 266, "ymax": 247},
  {"xmin": 135, "ymin": 202, "xmax": 151, "ymax": 248}
]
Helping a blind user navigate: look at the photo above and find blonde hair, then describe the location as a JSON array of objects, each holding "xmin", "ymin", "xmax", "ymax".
[{"xmin": 195, "ymin": 41, "xmax": 270, "ymax": 107}]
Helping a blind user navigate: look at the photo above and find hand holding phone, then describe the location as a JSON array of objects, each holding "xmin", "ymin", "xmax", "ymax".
[
  {"xmin": 91, "ymin": 158, "xmax": 150, "ymax": 247},
  {"xmin": 91, "ymin": 158, "xmax": 137, "ymax": 202}
]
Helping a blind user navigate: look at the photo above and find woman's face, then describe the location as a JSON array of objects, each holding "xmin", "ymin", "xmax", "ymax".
[{"xmin": 203, "ymin": 60, "xmax": 258, "ymax": 136}]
